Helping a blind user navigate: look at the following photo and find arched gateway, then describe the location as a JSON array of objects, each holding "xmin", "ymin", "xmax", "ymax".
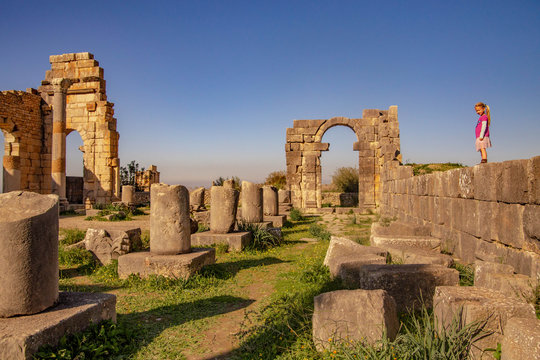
[{"xmin": 285, "ymin": 106, "xmax": 401, "ymax": 209}]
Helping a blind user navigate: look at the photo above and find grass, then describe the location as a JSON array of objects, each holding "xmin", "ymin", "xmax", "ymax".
[
  {"xmin": 451, "ymin": 262, "xmax": 475, "ymax": 287},
  {"xmin": 405, "ymin": 162, "xmax": 465, "ymax": 176}
]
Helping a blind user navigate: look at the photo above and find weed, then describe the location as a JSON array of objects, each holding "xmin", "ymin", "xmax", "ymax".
[
  {"xmin": 59, "ymin": 229, "xmax": 86, "ymax": 246},
  {"xmin": 289, "ymin": 207, "xmax": 304, "ymax": 221},
  {"xmin": 451, "ymin": 262, "xmax": 475, "ymax": 286},
  {"xmin": 237, "ymin": 222, "xmax": 282, "ymax": 251},
  {"xmin": 308, "ymin": 224, "xmax": 331, "ymax": 241},
  {"xmin": 197, "ymin": 222, "xmax": 210, "ymax": 232}
]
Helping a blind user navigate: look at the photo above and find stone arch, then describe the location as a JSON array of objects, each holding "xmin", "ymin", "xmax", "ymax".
[
  {"xmin": 38, "ymin": 52, "xmax": 120, "ymax": 205},
  {"xmin": 285, "ymin": 107, "xmax": 401, "ymax": 210}
]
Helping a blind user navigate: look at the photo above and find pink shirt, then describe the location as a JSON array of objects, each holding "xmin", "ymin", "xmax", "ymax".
[{"xmin": 475, "ymin": 114, "xmax": 489, "ymax": 138}]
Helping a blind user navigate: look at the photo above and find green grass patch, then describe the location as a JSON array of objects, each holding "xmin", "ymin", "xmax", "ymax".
[
  {"xmin": 405, "ymin": 162, "xmax": 465, "ymax": 176},
  {"xmin": 451, "ymin": 262, "xmax": 475, "ymax": 286}
]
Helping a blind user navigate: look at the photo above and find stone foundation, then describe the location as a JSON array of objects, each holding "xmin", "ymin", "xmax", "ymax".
[{"xmin": 191, "ymin": 231, "xmax": 252, "ymax": 251}]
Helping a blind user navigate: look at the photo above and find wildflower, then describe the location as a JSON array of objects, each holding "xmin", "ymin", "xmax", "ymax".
[{"xmin": 328, "ymin": 337, "xmax": 332, "ymax": 342}]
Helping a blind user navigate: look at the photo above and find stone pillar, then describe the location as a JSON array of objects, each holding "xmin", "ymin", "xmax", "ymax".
[
  {"xmin": 2, "ymin": 155, "xmax": 21, "ymax": 192},
  {"xmin": 121, "ymin": 185, "xmax": 134, "ymax": 204},
  {"xmin": 51, "ymin": 78, "xmax": 71, "ymax": 201},
  {"xmin": 150, "ymin": 183, "xmax": 191, "ymax": 255},
  {"xmin": 278, "ymin": 189, "xmax": 291, "ymax": 203},
  {"xmin": 263, "ymin": 185, "xmax": 279, "ymax": 216},
  {"xmin": 210, "ymin": 186, "xmax": 239, "ymax": 233},
  {"xmin": 0, "ymin": 191, "xmax": 59, "ymax": 317},
  {"xmin": 190, "ymin": 187, "xmax": 205, "ymax": 211},
  {"xmin": 241, "ymin": 181, "xmax": 263, "ymax": 223}
]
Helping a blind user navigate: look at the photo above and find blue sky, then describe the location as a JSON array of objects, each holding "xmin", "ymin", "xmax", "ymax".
[{"xmin": 1, "ymin": 0, "xmax": 539, "ymax": 188}]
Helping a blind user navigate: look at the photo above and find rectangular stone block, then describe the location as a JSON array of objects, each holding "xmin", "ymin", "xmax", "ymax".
[
  {"xmin": 285, "ymin": 152, "xmax": 301, "ymax": 166},
  {"xmin": 457, "ymin": 232, "xmax": 479, "ymax": 264},
  {"xmin": 434, "ymin": 286, "xmax": 535, "ymax": 360},
  {"xmin": 499, "ymin": 159, "xmax": 529, "ymax": 204},
  {"xmin": 190, "ymin": 232, "xmax": 251, "ymax": 251},
  {"xmin": 529, "ymin": 156, "xmax": 540, "ymax": 204},
  {"xmin": 474, "ymin": 163, "xmax": 501, "ymax": 201},
  {"xmin": 457, "ymin": 167, "xmax": 474, "ymax": 199},
  {"xmin": 339, "ymin": 264, "xmax": 459, "ymax": 311},
  {"xmin": 0, "ymin": 292, "xmax": 116, "ymax": 360},
  {"xmin": 523, "ymin": 205, "xmax": 540, "ymax": 253},
  {"xmin": 494, "ymin": 203, "xmax": 525, "ymax": 248},
  {"xmin": 313, "ymin": 290, "xmax": 398, "ymax": 351},
  {"xmin": 477, "ymin": 200, "xmax": 497, "ymax": 242},
  {"xmin": 461, "ymin": 199, "xmax": 480, "ymax": 237},
  {"xmin": 501, "ymin": 317, "xmax": 540, "ymax": 360}
]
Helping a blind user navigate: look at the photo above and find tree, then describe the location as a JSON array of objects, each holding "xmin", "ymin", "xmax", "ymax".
[
  {"xmin": 331, "ymin": 167, "xmax": 359, "ymax": 193},
  {"xmin": 264, "ymin": 170, "xmax": 287, "ymax": 190},
  {"xmin": 120, "ymin": 160, "xmax": 145, "ymax": 190}
]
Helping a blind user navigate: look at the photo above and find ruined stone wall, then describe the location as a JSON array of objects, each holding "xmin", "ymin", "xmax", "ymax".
[
  {"xmin": 379, "ymin": 157, "xmax": 540, "ymax": 278},
  {"xmin": 0, "ymin": 90, "xmax": 52, "ymax": 193},
  {"xmin": 38, "ymin": 53, "xmax": 120, "ymax": 204},
  {"xmin": 286, "ymin": 107, "xmax": 401, "ymax": 209},
  {"xmin": 135, "ymin": 165, "xmax": 160, "ymax": 192}
]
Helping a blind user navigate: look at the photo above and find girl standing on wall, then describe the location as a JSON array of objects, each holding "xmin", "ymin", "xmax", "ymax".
[{"xmin": 475, "ymin": 102, "xmax": 492, "ymax": 163}]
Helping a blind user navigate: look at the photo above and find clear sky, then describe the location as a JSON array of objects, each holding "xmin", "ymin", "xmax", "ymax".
[{"xmin": 1, "ymin": 0, "xmax": 539, "ymax": 189}]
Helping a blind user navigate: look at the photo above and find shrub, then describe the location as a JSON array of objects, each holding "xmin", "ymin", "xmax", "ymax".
[
  {"xmin": 213, "ymin": 176, "xmax": 241, "ymax": 191},
  {"xmin": 289, "ymin": 207, "xmax": 304, "ymax": 221},
  {"xmin": 331, "ymin": 167, "xmax": 359, "ymax": 193},
  {"xmin": 452, "ymin": 262, "xmax": 475, "ymax": 286},
  {"xmin": 237, "ymin": 222, "xmax": 282, "ymax": 250},
  {"xmin": 264, "ymin": 170, "xmax": 287, "ymax": 190},
  {"xmin": 308, "ymin": 224, "xmax": 331, "ymax": 241}
]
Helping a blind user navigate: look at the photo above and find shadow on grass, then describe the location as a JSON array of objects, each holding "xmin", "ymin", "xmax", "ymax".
[
  {"xmin": 59, "ymin": 283, "xmax": 122, "ymax": 293},
  {"xmin": 211, "ymin": 257, "xmax": 287, "ymax": 279}
]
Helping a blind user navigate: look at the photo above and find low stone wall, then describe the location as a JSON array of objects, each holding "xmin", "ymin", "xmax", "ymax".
[
  {"xmin": 379, "ymin": 156, "xmax": 540, "ymax": 278},
  {"xmin": 321, "ymin": 192, "xmax": 358, "ymax": 207}
]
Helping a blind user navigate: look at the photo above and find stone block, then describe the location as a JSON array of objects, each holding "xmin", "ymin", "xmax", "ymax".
[
  {"xmin": 474, "ymin": 260, "xmax": 514, "ymax": 286},
  {"xmin": 433, "ymin": 286, "xmax": 536, "ymax": 359},
  {"xmin": 494, "ymin": 203, "xmax": 525, "ymax": 248},
  {"xmin": 117, "ymin": 248, "xmax": 215, "ymax": 279},
  {"xmin": 313, "ymin": 290, "xmax": 398, "ymax": 351},
  {"xmin": 461, "ymin": 199, "xmax": 480, "ymax": 237},
  {"xmin": 457, "ymin": 167, "xmax": 474, "ymax": 199},
  {"xmin": 501, "ymin": 317, "xmax": 540, "ymax": 360},
  {"xmin": 523, "ymin": 205, "xmax": 540, "ymax": 252},
  {"xmin": 210, "ymin": 186, "xmax": 239, "ymax": 234},
  {"xmin": 189, "ymin": 187, "xmax": 206, "ymax": 211},
  {"xmin": 74, "ymin": 228, "xmax": 142, "ymax": 265},
  {"xmin": 241, "ymin": 181, "xmax": 263, "ymax": 223},
  {"xmin": 384, "ymin": 245, "xmax": 453, "ymax": 267},
  {"xmin": 191, "ymin": 231, "xmax": 252, "ymax": 251},
  {"xmin": 529, "ymin": 156, "xmax": 540, "ymax": 204},
  {"xmin": 371, "ymin": 235, "xmax": 441, "ymax": 250},
  {"xmin": 456, "ymin": 232, "xmax": 479, "ymax": 264},
  {"xmin": 340, "ymin": 264, "xmax": 459, "ymax": 311},
  {"xmin": 262, "ymin": 186, "xmax": 279, "ymax": 216},
  {"xmin": 262, "ymin": 214, "xmax": 287, "ymax": 227},
  {"xmin": 478, "ymin": 200, "xmax": 497, "ymax": 242},
  {"xmin": 0, "ymin": 191, "xmax": 59, "ymax": 318},
  {"xmin": 474, "ymin": 163, "xmax": 502, "ymax": 201},
  {"xmin": 0, "ymin": 292, "xmax": 116, "ymax": 360},
  {"xmin": 324, "ymin": 236, "xmax": 387, "ymax": 278},
  {"xmin": 477, "ymin": 272, "xmax": 537, "ymax": 303},
  {"xmin": 499, "ymin": 160, "xmax": 529, "ymax": 204}
]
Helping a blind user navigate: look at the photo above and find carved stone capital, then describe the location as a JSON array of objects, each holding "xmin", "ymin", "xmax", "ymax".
[{"xmin": 51, "ymin": 78, "xmax": 72, "ymax": 92}]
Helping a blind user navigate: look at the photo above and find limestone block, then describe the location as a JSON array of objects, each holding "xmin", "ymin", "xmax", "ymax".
[
  {"xmin": 210, "ymin": 186, "xmax": 239, "ymax": 234},
  {"xmin": 523, "ymin": 205, "xmax": 540, "ymax": 252},
  {"xmin": 500, "ymin": 317, "xmax": 540, "ymax": 360},
  {"xmin": 474, "ymin": 163, "xmax": 502, "ymax": 201},
  {"xmin": 461, "ymin": 199, "xmax": 480, "ymax": 237},
  {"xmin": 324, "ymin": 236, "xmax": 387, "ymax": 278},
  {"xmin": 474, "ymin": 260, "xmax": 514, "ymax": 286},
  {"xmin": 189, "ymin": 187, "xmax": 206, "ymax": 211},
  {"xmin": 446, "ymin": 169, "xmax": 461, "ymax": 198},
  {"xmin": 150, "ymin": 183, "xmax": 191, "ymax": 255},
  {"xmin": 529, "ymin": 156, "xmax": 540, "ymax": 204},
  {"xmin": 456, "ymin": 233, "xmax": 479, "ymax": 264},
  {"xmin": 262, "ymin": 185, "xmax": 279, "ymax": 216},
  {"xmin": 477, "ymin": 272, "xmax": 537, "ymax": 303},
  {"xmin": 278, "ymin": 189, "xmax": 291, "ymax": 203},
  {"xmin": 121, "ymin": 185, "xmax": 134, "ymax": 203},
  {"xmin": 76, "ymin": 228, "xmax": 142, "ymax": 265},
  {"xmin": 241, "ymin": 181, "xmax": 263, "ymax": 223},
  {"xmin": 457, "ymin": 167, "xmax": 474, "ymax": 199},
  {"xmin": 339, "ymin": 264, "xmax": 459, "ymax": 311},
  {"xmin": 433, "ymin": 286, "xmax": 536, "ymax": 359},
  {"xmin": 499, "ymin": 160, "xmax": 529, "ymax": 204},
  {"xmin": 478, "ymin": 200, "xmax": 497, "ymax": 242},
  {"xmin": 384, "ymin": 245, "xmax": 454, "ymax": 267},
  {"xmin": 286, "ymin": 151, "xmax": 302, "ymax": 166},
  {"xmin": 0, "ymin": 191, "xmax": 59, "ymax": 317},
  {"xmin": 495, "ymin": 203, "xmax": 524, "ymax": 248},
  {"xmin": 504, "ymin": 247, "xmax": 540, "ymax": 279},
  {"xmin": 313, "ymin": 290, "xmax": 399, "ymax": 351}
]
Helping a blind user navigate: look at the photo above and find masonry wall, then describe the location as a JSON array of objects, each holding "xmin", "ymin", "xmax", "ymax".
[
  {"xmin": 0, "ymin": 90, "xmax": 52, "ymax": 193},
  {"xmin": 379, "ymin": 157, "xmax": 540, "ymax": 278}
]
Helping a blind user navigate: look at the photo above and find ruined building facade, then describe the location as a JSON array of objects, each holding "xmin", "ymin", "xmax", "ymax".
[{"xmin": 0, "ymin": 52, "xmax": 120, "ymax": 205}]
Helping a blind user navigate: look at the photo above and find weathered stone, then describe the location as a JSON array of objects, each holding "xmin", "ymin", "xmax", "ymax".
[
  {"xmin": 474, "ymin": 261, "xmax": 537, "ymax": 302},
  {"xmin": 121, "ymin": 185, "xmax": 134, "ymax": 204},
  {"xmin": 433, "ymin": 286, "xmax": 536, "ymax": 359},
  {"xmin": 523, "ymin": 205, "xmax": 540, "ymax": 252},
  {"xmin": 529, "ymin": 156, "xmax": 540, "ymax": 204},
  {"xmin": 474, "ymin": 260, "xmax": 514, "ymax": 286},
  {"xmin": 0, "ymin": 292, "xmax": 116, "ymax": 360},
  {"xmin": 189, "ymin": 187, "xmax": 206, "ymax": 211},
  {"xmin": 499, "ymin": 160, "xmax": 529, "ymax": 204},
  {"xmin": 190, "ymin": 231, "xmax": 252, "ymax": 251},
  {"xmin": 324, "ymin": 236, "xmax": 387, "ymax": 277},
  {"xmin": 494, "ymin": 203, "xmax": 524, "ymax": 248},
  {"xmin": 241, "ymin": 181, "xmax": 263, "ymax": 223},
  {"xmin": 384, "ymin": 245, "xmax": 453, "ymax": 267},
  {"xmin": 263, "ymin": 214, "xmax": 287, "ymax": 227},
  {"xmin": 371, "ymin": 235, "xmax": 441, "ymax": 250},
  {"xmin": 75, "ymin": 228, "xmax": 142, "ymax": 265},
  {"xmin": 500, "ymin": 317, "xmax": 540, "ymax": 360},
  {"xmin": 340, "ymin": 264, "xmax": 459, "ymax": 311},
  {"xmin": 150, "ymin": 183, "xmax": 191, "ymax": 255},
  {"xmin": 313, "ymin": 290, "xmax": 398, "ymax": 351},
  {"xmin": 371, "ymin": 220, "xmax": 431, "ymax": 237},
  {"xmin": 263, "ymin": 185, "xmax": 279, "ymax": 216},
  {"xmin": 210, "ymin": 186, "xmax": 239, "ymax": 233},
  {"xmin": 474, "ymin": 163, "xmax": 502, "ymax": 201},
  {"xmin": 278, "ymin": 189, "xmax": 291, "ymax": 203},
  {"xmin": 0, "ymin": 191, "xmax": 59, "ymax": 318},
  {"xmin": 117, "ymin": 248, "xmax": 215, "ymax": 279}
]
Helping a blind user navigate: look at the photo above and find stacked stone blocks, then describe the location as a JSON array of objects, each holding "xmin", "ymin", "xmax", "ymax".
[
  {"xmin": 285, "ymin": 107, "xmax": 401, "ymax": 209},
  {"xmin": 379, "ymin": 157, "xmax": 540, "ymax": 278}
]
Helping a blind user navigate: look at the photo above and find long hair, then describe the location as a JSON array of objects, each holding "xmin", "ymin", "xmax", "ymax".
[{"xmin": 475, "ymin": 102, "xmax": 491, "ymax": 126}]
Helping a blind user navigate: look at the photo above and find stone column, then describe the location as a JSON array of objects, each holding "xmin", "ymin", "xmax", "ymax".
[
  {"xmin": 2, "ymin": 155, "xmax": 21, "ymax": 192},
  {"xmin": 189, "ymin": 187, "xmax": 205, "ymax": 211},
  {"xmin": 0, "ymin": 191, "xmax": 59, "ymax": 317},
  {"xmin": 241, "ymin": 181, "xmax": 263, "ymax": 223},
  {"xmin": 51, "ymin": 78, "xmax": 71, "ymax": 201},
  {"xmin": 210, "ymin": 186, "xmax": 239, "ymax": 233},
  {"xmin": 121, "ymin": 185, "xmax": 134, "ymax": 204},
  {"xmin": 150, "ymin": 183, "xmax": 191, "ymax": 255},
  {"xmin": 263, "ymin": 185, "xmax": 279, "ymax": 216}
]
